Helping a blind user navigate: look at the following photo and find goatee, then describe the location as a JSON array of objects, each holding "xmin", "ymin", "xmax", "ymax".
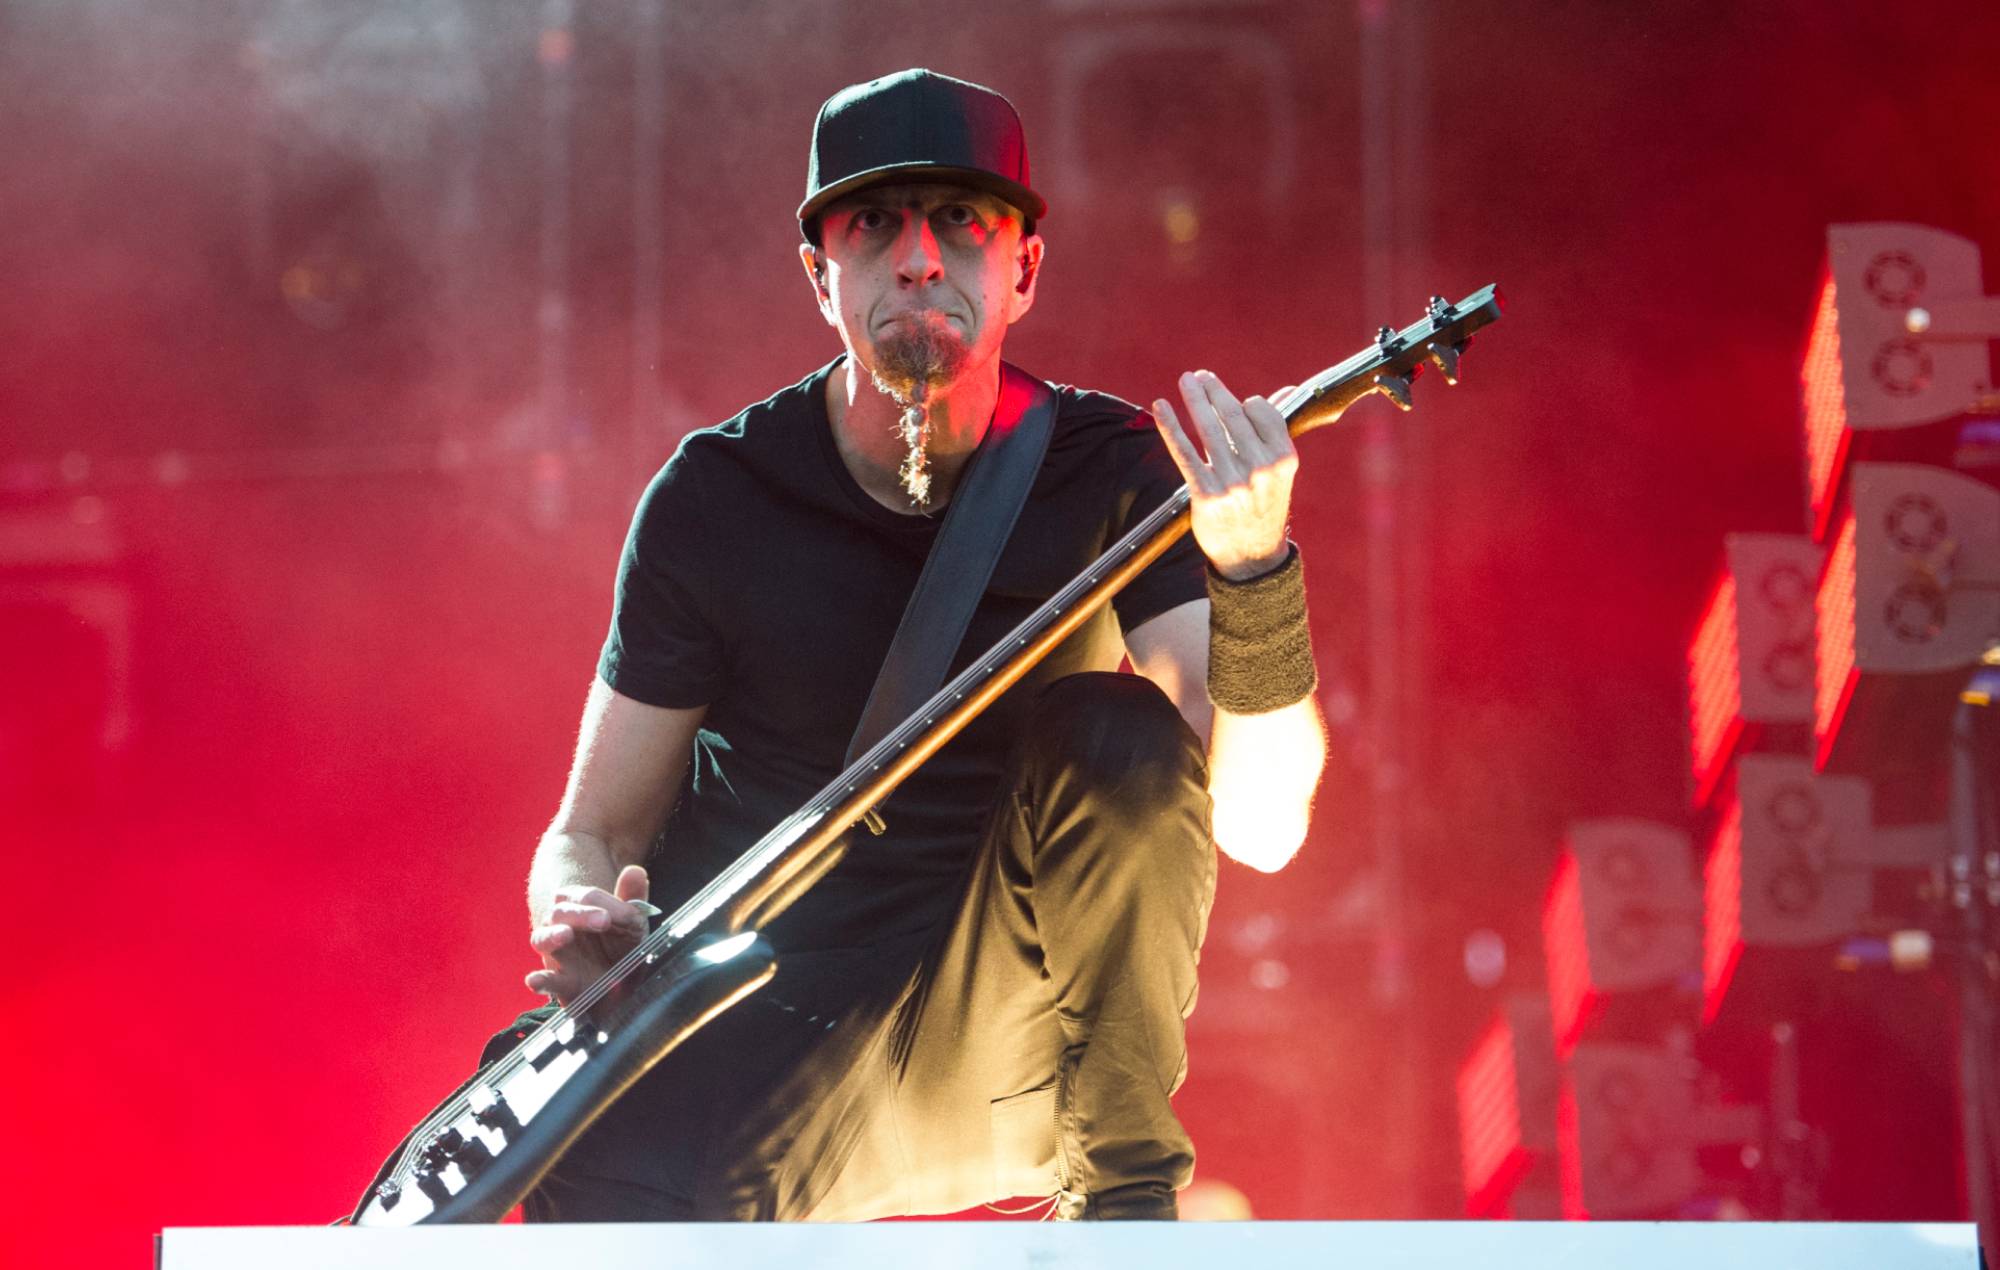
[{"xmin": 868, "ymin": 315, "xmax": 970, "ymax": 511}]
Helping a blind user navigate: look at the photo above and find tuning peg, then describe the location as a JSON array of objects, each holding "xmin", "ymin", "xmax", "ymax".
[
  {"xmin": 1373, "ymin": 371, "xmax": 1414, "ymax": 411},
  {"xmin": 1426, "ymin": 340, "xmax": 1462, "ymax": 385},
  {"xmin": 1376, "ymin": 325, "xmax": 1400, "ymax": 351},
  {"xmin": 1427, "ymin": 294, "xmax": 1455, "ymax": 322}
]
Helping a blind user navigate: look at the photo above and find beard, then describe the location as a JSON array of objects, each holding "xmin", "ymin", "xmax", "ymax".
[{"xmin": 867, "ymin": 313, "xmax": 971, "ymax": 511}]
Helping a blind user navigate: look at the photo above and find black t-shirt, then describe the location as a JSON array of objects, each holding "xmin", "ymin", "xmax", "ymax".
[{"xmin": 598, "ymin": 358, "xmax": 1207, "ymax": 953}]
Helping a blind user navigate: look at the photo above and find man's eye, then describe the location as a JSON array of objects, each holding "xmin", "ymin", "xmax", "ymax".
[
  {"xmin": 854, "ymin": 209, "xmax": 890, "ymax": 231},
  {"xmin": 940, "ymin": 205, "xmax": 978, "ymax": 227}
]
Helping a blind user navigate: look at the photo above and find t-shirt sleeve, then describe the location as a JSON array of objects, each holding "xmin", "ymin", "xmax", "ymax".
[
  {"xmin": 1107, "ymin": 410, "xmax": 1209, "ymax": 635},
  {"xmin": 596, "ymin": 451, "xmax": 728, "ymax": 708}
]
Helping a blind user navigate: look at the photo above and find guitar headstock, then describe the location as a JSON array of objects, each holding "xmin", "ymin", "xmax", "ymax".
[{"xmin": 1283, "ymin": 284, "xmax": 1504, "ymax": 437}]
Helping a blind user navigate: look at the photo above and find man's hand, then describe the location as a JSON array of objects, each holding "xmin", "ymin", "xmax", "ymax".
[
  {"xmin": 1151, "ymin": 371, "xmax": 1302, "ymax": 581},
  {"xmin": 524, "ymin": 863, "xmax": 652, "ymax": 1005}
]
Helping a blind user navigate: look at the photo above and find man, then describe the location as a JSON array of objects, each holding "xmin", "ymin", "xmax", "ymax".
[{"xmin": 516, "ymin": 68, "xmax": 1327, "ymax": 1222}]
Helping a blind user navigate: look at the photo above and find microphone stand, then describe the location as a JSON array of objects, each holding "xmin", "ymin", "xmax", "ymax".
[{"xmin": 1946, "ymin": 645, "xmax": 1999, "ymax": 1265}]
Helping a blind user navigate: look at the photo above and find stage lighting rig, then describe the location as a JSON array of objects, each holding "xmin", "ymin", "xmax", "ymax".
[
  {"xmin": 1542, "ymin": 820, "xmax": 1703, "ymax": 1057},
  {"xmin": 1803, "ymin": 223, "xmax": 2000, "ymax": 543},
  {"xmin": 1813, "ymin": 463, "xmax": 2000, "ymax": 774},
  {"xmin": 1686, "ymin": 534, "xmax": 1823, "ymax": 808},
  {"xmin": 1556, "ymin": 1041, "xmax": 1760, "ymax": 1220},
  {"xmin": 1456, "ymin": 994, "xmax": 1560, "ymax": 1218},
  {"xmin": 1702, "ymin": 755, "xmax": 1948, "ymax": 1024}
]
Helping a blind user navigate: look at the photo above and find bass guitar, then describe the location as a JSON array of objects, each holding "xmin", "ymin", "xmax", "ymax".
[{"xmin": 350, "ymin": 284, "xmax": 1505, "ymax": 1225}]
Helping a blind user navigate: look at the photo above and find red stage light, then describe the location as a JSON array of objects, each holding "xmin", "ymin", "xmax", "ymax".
[
  {"xmin": 1541, "ymin": 824, "xmax": 1701, "ymax": 1057},
  {"xmin": 1700, "ymin": 793, "xmax": 1744, "ymax": 1025},
  {"xmin": 1801, "ymin": 275, "xmax": 1852, "ymax": 543},
  {"xmin": 1542, "ymin": 851, "xmax": 1592, "ymax": 1057},
  {"xmin": 1813, "ymin": 511, "xmax": 1859, "ymax": 766},
  {"xmin": 1457, "ymin": 1014, "xmax": 1530, "ymax": 1216},
  {"xmin": 1703, "ymin": 754, "xmax": 1919, "ymax": 1026},
  {"xmin": 1686, "ymin": 572, "xmax": 1743, "ymax": 807},
  {"xmin": 1557, "ymin": 1045, "xmax": 1717, "ymax": 1220},
  {"xmin": 1814, "ymin": 463, "xmax": 2000, "ymax": 771},
  {"xmin": 1555, "ymin": 1074, "xmax": 1586, "ymax": 1220},
  {"xmin": 1684, "ymin": 537, "xmax": 1821, "ymax": 809},
  {"xmin": 1804, "ymin": 224, "xmax": 1995, "ymax": 547}
]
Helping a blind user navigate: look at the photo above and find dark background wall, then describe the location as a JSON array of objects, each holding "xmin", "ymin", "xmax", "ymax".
[{"xmin": 4, "ymin": 1, "xmax": 1997, "ymax": 1264}]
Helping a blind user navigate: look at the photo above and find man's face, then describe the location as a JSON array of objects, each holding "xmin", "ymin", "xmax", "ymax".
[{"xmin": 803, "ymin": 182, "xmax": 1042, "ymax": 399}]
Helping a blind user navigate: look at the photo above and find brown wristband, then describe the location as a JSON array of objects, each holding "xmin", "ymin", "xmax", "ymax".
[{"xmin": 1206, "ymin": 543, "xmax": 1317, "ymax": 714}]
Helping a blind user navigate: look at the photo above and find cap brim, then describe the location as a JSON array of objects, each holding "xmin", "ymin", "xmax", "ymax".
[{"xmin": 798, "ymin": 162, "xmax": 1046, "ymax": 236}]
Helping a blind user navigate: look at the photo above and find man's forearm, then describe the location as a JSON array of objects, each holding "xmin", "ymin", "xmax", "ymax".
[
  {"xmin": 1122, "ymin": 594, "xmax": 1327, "ymax": 872},
  {"xmin": 526, "ymin": 830, "xmax": 626, "ymax": 927},
  {"xmin": 1206, "ymin": 692, "xmax": 1326, "ymax": 873}
]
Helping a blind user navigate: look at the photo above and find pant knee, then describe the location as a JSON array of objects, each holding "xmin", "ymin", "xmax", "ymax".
[{"xmin": 1020, "ymin": 672, "xmax": 1207, "ymax": 829}]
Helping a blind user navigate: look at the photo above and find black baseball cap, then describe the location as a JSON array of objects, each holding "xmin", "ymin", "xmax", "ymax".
[{"xmin": 799, "ymin": 68, "xmax": 1046, "ymax": 244}]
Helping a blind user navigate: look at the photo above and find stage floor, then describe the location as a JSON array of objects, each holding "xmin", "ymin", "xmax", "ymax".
[{"xmin": 157, "ymin": 1219, "xmax": 1982, "ymax": 1270}]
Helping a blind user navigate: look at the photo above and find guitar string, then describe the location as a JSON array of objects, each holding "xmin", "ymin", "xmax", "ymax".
[{"xmin": 381, "ymin": 300, "xmax": 1490, "ymax": 1194}]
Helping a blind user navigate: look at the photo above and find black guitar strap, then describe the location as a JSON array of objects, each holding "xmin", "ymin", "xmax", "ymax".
[{"xmin": 842, "ymin": 362, "xmax": 1058, "ymax": 772}]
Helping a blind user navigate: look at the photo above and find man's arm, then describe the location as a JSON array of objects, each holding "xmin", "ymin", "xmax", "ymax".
[
  {"xmin": 523, "ymin": 676, "xmax": 707, "ymax": 1002},
  {"xmin": 1129, "ymin": 368, "xmax": 1328, "ymax": 871},
  {"xmin": 1126, "ymin": 600, "xmax": 1326, "ymax": 873}
]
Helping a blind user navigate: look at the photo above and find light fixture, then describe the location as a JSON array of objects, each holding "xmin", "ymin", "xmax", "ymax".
[
  {"xmin": 1456, "ymin": 995, "xmax": 1559, "ymax": 1217},
  {"xmin": 1686, "ymin": 534, "xmax": 1822, "ymax": 807},
  {"xmin": 1542, "ymin": 821, "xmax": 1702, "ymax": 1056},
  {"xmin": 1803, "ymin": 223, "xmax": 1998, "ymax": 542},
  {"xmin": 1814, "ymin": 462, "xmax": 2000, "ymax": 770}
]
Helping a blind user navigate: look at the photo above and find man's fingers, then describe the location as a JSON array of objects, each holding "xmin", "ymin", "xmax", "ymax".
[
  {"xmin": 1150, "ymin": 397, "xmax": 1215, "ymax": 494},
  {"xmin": 529, "ymin": 923, "xmax": 575, "ymax": 954},
  {"xmin": 1179, "ymin": 372, "xmax": 1247, "ymax": 480},
  {"xmin": 1241, "ymin": 393, "xmax": 1294, "ymax": 455},
  {"xmin": 551, "ymin": 884, "xmax": 619, "ymax": 911},
  {"xmin": 528, "ymin": 874, "xmax": 655, "ymax": 1005},
  {"xmin": 549, "ymin": 879, "xmax": 648, "ymax": 933},
  {"xmin": 525, "ymin": 966, "xmax": 583, "ymax": 1004},
  {"xmin": 614, "ymin": 864, "xmax": 650, "ymax": 904},
  {"xmin": 547, "ymin": 901, "xmax": 612, "ymax": 929},
  {"xmin": 1196, "ymin": 372, "xmax": 1274, "ymax": 469}
]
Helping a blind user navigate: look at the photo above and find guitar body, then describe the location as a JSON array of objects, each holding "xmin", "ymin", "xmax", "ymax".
[{"xmin": 353, "ymin": 932, "xmax": 777, "ymax": 1226}]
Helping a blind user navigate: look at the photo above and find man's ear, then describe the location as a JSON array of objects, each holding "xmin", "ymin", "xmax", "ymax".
[
  {"xmin": 1009, "ymin": 233, "xmax": 1045, "ymax": 321},
  {"xmin": 798, "ymin": 242, "xmax": 836, "ymax": 324}
]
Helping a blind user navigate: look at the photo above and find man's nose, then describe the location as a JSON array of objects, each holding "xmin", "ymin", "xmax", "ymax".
[{"xmin": 893, "ymin": 216, "xmax": 945, "ymax": 286}]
